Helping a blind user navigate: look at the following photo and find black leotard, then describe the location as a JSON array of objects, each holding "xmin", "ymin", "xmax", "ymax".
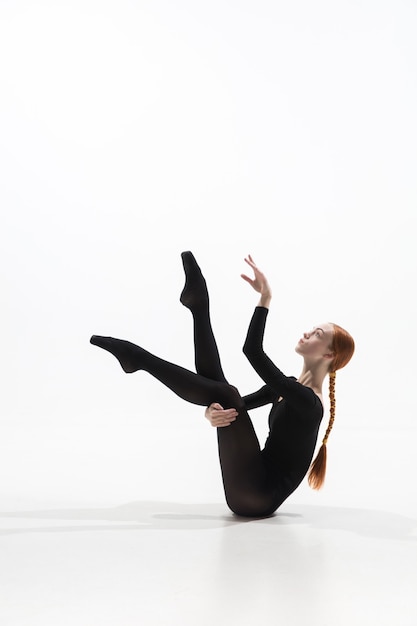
[{"xmin": 242, "ymin": 307, "xmax": 323, "ymax": 496}]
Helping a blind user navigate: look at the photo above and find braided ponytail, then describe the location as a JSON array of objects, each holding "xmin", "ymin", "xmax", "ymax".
[
  {"xmin": 308, "ymin": 371, "xmax": 336, "ymax": 490},
  {"xmin": 307, "ymin": 323, "xmax": 354, "ymax": 489}
]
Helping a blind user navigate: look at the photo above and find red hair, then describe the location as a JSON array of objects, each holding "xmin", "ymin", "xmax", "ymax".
[
  {"xmin": 330, "ymin": 323, "xmax": 355, "ymax": 372},
  {"xmin": 308, "ymin": 323, "xmax": 355, "ymax": 490}
]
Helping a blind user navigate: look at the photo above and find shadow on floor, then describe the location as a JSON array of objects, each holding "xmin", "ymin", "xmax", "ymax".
[{"xmin": 0, "ymin": 500, "xmax": 416, "ymax": 541}]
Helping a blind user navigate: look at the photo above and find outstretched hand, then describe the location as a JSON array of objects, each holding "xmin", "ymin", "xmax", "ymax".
[{"xmin": 241, "ymin": 255, "xmax": 272, "ymax": 306}]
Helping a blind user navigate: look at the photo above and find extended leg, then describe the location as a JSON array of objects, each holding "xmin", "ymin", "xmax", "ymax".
[
  {"xmin": 90, "ymin": 335, "xmax": 230, "ymax": 407},
  {"xmin": 180, "ymin": 251, "xmax": 226, "ymax": 382}
]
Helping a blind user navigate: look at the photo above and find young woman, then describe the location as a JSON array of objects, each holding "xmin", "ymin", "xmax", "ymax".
[{"xmin": 90, "ymin": 252, "xmax": 354, "ymax": 517}]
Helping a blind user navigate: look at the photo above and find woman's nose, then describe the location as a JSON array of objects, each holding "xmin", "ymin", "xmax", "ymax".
[{"xmin": 303, "ymin": 332, "xmax": 309, "ymax": 339}]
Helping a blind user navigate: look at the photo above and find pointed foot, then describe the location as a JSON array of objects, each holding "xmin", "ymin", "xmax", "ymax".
[
  {"xmin": 180, "ymin": 251, "xmax": 209, "ymax": 310},
  {"xmin": 90, "ymin": 335, "xmax": 142, "ymax": 373}
]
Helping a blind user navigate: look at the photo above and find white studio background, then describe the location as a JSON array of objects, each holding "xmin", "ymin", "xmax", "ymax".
[{"xmin": 1, "ymin": 0, "xmax": 416, "ymax": 515}]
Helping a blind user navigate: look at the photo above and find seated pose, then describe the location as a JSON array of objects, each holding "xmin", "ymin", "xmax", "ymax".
[{"xmin": 90, "ymin": 252, "xmax": 354, "ymax": 517}]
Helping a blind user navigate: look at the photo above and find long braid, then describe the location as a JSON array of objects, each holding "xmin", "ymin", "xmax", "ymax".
[{"xmin": 308, "ymin": 371, "xmax": 336, "ymax": 490}]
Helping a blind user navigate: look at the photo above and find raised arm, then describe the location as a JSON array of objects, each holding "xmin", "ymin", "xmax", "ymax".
[{"xmin": 241, "ymin": 257, "xmax": 318, "ymax": 410}]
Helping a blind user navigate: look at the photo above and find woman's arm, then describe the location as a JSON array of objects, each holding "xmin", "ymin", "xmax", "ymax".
[
  {"xmin": 242, "ymin": 385, "xmax": 277, "ymax": 409},
  {"xmin": 242, "ymin": 257, "xmax": 318, "ymax": 410},
  {"xmin": 243, "ymin": 308, "xmax": 318, "ymax": 409},
  {"xmin": 205, "ymin": 385, "xmax": 275, "ymax": 427}
]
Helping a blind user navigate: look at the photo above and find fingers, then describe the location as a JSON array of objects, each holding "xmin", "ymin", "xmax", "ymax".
[
  {"xmin": 244, "ymin": 255, "xmax": 263, "ymax": 279},
  {"xmin": 206, "ymin": 407, "xmax": 238, "ymax": 428},
  {"xmin": 240, "ymin": 273, "xmax": 254, "ymax": 285},
  {"xmin": 214, "ymin": 411, "xmax": 238, "ymax": 428},
  {"xmin": 244, "ymin": 254, "xmax": 256, "ymax": 268},
  {"xmin": 242, "ymin": 255, "xmax": 258, "ymax": 284}
]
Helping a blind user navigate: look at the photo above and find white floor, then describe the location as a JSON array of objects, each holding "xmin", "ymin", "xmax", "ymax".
[
  {"xmin": 1, "ymin": 500, "xmax": 416, "ymax": 626},
  {"xmin": 1, "ymin": 425, "xmax": 416, "ymax": 626}
]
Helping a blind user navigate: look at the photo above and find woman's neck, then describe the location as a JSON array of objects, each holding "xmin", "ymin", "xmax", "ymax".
[{"xmin": 298, "ymin": 364, "xmax": 328, "ymax": 396}]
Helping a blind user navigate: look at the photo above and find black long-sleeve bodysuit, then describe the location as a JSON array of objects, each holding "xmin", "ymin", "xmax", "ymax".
[
  {"xmin": 91, "ymin": 258, "xmax": 323, "ymax": 517},
  {"xmin": 241, "ymin": 307, "xmax": 323, "ymax": 509}
]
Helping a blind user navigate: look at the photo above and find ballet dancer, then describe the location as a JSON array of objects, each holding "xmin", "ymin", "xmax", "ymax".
[{"xmin": 90, "ymin": 252, "xmax": 354, "ymax": 517}]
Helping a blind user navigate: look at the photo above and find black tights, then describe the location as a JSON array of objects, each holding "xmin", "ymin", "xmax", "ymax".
[{"xmin": 91, "ymin": 252, "xmax": 280, "ymax": 517}]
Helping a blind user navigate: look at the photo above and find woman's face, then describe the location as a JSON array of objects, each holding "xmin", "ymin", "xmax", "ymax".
[{"xmin": 295, "ymin": 323, "xmax": 334, "ymax": 360}]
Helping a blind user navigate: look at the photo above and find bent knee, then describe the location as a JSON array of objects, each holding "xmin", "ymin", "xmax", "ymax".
[{"xmin": 216, "ymin": 383, "xmax": 244, "ymax": 410}]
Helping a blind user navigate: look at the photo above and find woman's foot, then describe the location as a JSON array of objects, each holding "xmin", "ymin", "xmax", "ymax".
[
  {"xmin": 90, "ymin": 336, "xmax": 143, "ymax": 373},
  {"xmin": 180, "ymin": 251, "xmax": 209, "ymax": 310}
]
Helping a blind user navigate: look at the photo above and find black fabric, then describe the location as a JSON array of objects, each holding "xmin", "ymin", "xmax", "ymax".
[
  {"xmin": 243, "ymin": 307, "xmax": 324, "ymax": 491},
  {"xmin": 91, "ymin": 253, "xmax": 323, "ymax": 517}
]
